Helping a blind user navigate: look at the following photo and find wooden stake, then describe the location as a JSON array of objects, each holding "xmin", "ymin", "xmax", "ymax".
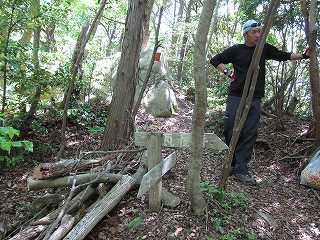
[{"xmin": 147, "ymin": 133, "xmax": 163, "ymax": 211}]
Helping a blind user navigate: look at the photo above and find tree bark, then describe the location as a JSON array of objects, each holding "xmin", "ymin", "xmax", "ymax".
[
  {"xmin": 142, "ymin": 0, "xmax": 155, "ymax": 49},
  {"xmin": 132, "ymin": 6, "xmax": 163, "ymax": 118},
  {"xmin": 27, "ymin": 172, "xmax": 123, "ymax": 190},
  {"xmin": 188, "ymin": 0, "xmax": 217, "ymax": 216},
  {"xmin": 8, "ymin": 225, "xmax": 46, "ymax": 240},
  {"xmin": 31, "ymin": 158, "xmax": 112, "ymax": 180},
  {"xmin": 308, "ymin": 0, "xmax": 320, "ymax": 147},
  {"xmin": 48, "ymin": 214, "xmax": 74, "ymax": 240},
  {"xmin": 101, "ymin": 0, "xmax": 153, "ymax": 149},
  {"xmin": 171, "ymin": 0, "xmax": 185, "ymax": 56},
  {"xmin": 1, "ymin": 2, "xmax": 16, "ymax": 113},
  {"xmin": 177, "ymin": 0, "xmax": 194, "ymax": 83},
  {"xmin": 219, "ymin": 0, "xmax": 281, "ymax": 188},
  {"xmin": 300, "ymin": 0, "xmax": 320, "ymax": 147}
]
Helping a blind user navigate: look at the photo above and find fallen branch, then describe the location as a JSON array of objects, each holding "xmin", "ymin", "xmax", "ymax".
[
  {"xmin": 27, "ymin": 172, "xmax": 123, "ymax": 190},
  {"xmin": 42, "ymin": 178, "xmax": 77, "ymax": 240},
  {"xmin": 64, "ymin": 167, "xmax": 145, "ymax": 240},
  {"xmin": 31, "ymin": 186, "xmax": 96, "ymax": 226},
  {"xmin": 79, "ymin": 148, "xmax": 146, "ymax": 159},
  {"xmin": 8, "ymin": 225, "xmax": 47, "ymax": 240},
  {"xmin": 32, "ymin": 158, "xmax": 110, "ymax": 180},
  {"xmin": 48, "ymin": 214, "xmax": 75, "ymax": 240}
]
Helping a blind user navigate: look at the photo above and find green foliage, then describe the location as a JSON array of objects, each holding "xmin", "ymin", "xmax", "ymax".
[
  {"xmin": 207, "ymin": 227, "xmax": 256, "ymax": 240},
  {"xmin": 127, "ymin": 216, "xmax": 144, "ymax": 230},
  {"xmin": 0, "ymin": 125, "xmax": 33, "ymax": 167},
  {"xmin": 88, "ymin": 126, "xmax": 104, "ymax": 135},
  {"xmin": 68, "ymin": 103, "xmax": 109, "ymax": 131},
  {"xmin": 200, "ymin": 181, "xmax": 248, "ymax": 210},
  {"xmin": 219, "ymin": 228, "xmax": 257, "ymax": 240}
]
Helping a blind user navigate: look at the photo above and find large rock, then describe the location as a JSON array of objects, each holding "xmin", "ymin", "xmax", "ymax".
[
  {"xmin": 143, "ymin": 81, "xmax": 178, "ymax": 118},
  {"xmin": 300, "ymin": 148, "xmax": 320, "ymax": 189},
  {"xmin": 91, "ymin": 48, "xmax": 178, "ymax": 117}
]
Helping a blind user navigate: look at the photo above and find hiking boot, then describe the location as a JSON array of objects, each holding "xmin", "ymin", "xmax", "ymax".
[{"xmin": 233, "ymin": 173, "xmax": 257, "ymax": 185}]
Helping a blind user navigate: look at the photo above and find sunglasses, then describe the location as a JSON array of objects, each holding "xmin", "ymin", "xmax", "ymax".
[{"xmin": 250, "ymin": 22, "xmax": 261, "ymax": 28}]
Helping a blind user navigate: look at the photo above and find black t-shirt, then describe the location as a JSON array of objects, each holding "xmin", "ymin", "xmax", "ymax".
[{"xmin": 210, "ymin": 43, "xmax": 291, "ymax": 98}]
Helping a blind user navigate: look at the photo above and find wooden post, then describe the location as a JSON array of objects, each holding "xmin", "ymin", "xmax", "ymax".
[{"xmin": 147, "ymin": 133, "xmax": 163, "ymax": 211}]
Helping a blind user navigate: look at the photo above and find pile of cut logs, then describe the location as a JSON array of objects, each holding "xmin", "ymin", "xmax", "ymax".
[{"xmin": 7, "ymin": 141, "xmax": 180, "ymax": 240}]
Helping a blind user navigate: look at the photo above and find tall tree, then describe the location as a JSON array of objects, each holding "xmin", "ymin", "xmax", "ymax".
[
  {"xmin": 21, "ymin": 0, "xmax": 41, "ymax": 130},
  {"xmin": 1, "ymin": 0, "xmax": 18, "ymax": 113},
  {"xmin": 300, "ymin": 0, "xmax": 320, "ymax": 146},
  {"xmin": 171, "ymin": 0, "xmax": 185, "ymax": 55},
  {"xmin": 142, "ymin": 0, "xmax": 155, "ymax": 49},
  {"xmin": 307, "ymin": 0, "xmax": 320, "ymax": 146},
  {"xmin": 188, "ymin": 0, "xmax": 217, "ymax": 216},
  {"xmin": 101, "ymin": 0, "xmax": 153, "ymax": 149},
  {"xmin": 56, "ymin": 0, "xmax": 108, "ymax": 159},
  {"xmin": 176, "ymin": 0, "xmax": 194, "ymax": 83}
]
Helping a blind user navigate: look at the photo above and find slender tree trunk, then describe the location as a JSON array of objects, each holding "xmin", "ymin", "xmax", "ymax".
[
  {"xmin": 206, "ymin": 0, "xmax": 220, "ymax": 55},
  {"xmin": 142, "ymin": 0, "xmax": 155, "ymax": 49},
  {"xmin": 171, "ymin": 0, "xmax": 185, "ymax": 55},
  {"xmin": 300, "ymin": 0, "xmax": 320, "ymax": 146},
  {"xmin": 177, "ymin": 0, "xmax": 194, "ymax": 83},
  {"xmin": 132, "ymin": 7, "xmax": 163, "ymax": 118},
  {"xmin": 1, "ymin": 2, "xmax": 16, "ymax": 113},
  {"xmin": 308, "ymin": 0, "xmax": 320, "ymax": 146},
  {"xmin": 188, "ymin": 0, "xmax": 217, "ymax": 216},
  {"xmin": 20, "ymin": 0, "xmax": 41, "ymax": 130},
  {"xmin": 101, "ymin": 0, "xmax": 153, "ymax": 149},
  {"xmin": 219, "ymin": 0, "xmax": 281, "ymax": 189},
  {"xmin": 57, "ymin": 0, "xmax": 108, "ymax": 159}
]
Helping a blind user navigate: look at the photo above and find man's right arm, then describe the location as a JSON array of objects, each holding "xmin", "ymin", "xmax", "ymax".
[
  {"xmin": 210, "ymin": 46, "xmax": 236, "ymax": 79},
  {"xmin": 216, "ymin": 63, "xmax": 227, "ymax": 74}
]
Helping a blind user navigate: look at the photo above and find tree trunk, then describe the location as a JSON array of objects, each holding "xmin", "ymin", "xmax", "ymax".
[
  {"xmin": 171, "ymin": 0, "xmax": 185, "ymax": 56},
  {"xmin": 101, "ymin": 0, "xmax": 152, "ymax": 149},
  {"xmin": 219, "ymin": 0, "xmax": 281, "ymax": 188},
  {"xmin": 308, "ymin": 0, "xmax": 320, "ymax": 146},
  {"xmin": 57, "ymin": 0, "xmax": 107, "ymax": 159},
  {"xmin": 300, "ymin": 0, "xmax": 320, "ymax": 147},
  {"xmin": 142, "ymin": 0, "xmax": 155, "ymax": 49},
  {"xmin": 188, "ymin": 0, "xmax": 217, "ymax": 216},
  {"xmin": 132, "ymin": 6, "xmax": 163, "ymax": 118},
  {"xmin": 20, "ymin": 0, "xmax": 41, "ymax": 130},
  {"xmin": 1, "ymin": 2, "xmax": 16, "ymax": 113},
  {"xmin": 177, "ymin": 0, "xmax": 194, "ymax": 83}
]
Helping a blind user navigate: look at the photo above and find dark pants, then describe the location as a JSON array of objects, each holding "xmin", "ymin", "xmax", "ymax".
[{"xmin": 224, "ymin": 95, "xmax": 261, "ymax": 175}]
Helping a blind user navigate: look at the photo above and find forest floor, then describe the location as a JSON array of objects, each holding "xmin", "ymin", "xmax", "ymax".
[{"xmin": 1, "ymin": 92, "xmax": 320, "ymax": 240}]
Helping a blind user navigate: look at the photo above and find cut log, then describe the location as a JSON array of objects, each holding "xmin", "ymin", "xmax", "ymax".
[
  {"xmin": 48, "ymin": 214, "xmax": 75, "ymax": 240},
  {"xmin": 135, "ymin": 131, "xmax": 228, "ymax": 150},
  {"xmin": 64, "ymin": 175, "xmax": 137, "ymax": 240},
  {"xmin": 8, "ymin": 225, "xmax": 47, "ymax": 240},
  {"xmin": 31, "ymin": 186, "xmax": 96, "ymax": 226},
  {"xmin": 28, "ymin": 172, "xmax": 123, "ymax": 190},
  {"xmin": 32, "ymin": 157, "xmax": 114, "ymax": 180},
  {"xmin": 137, "ymin": 152, "xmax": 177, "ymax": 198},
  {"xmin": 31, "ymin": 194, "xmax": 65, "ymax": 210}
]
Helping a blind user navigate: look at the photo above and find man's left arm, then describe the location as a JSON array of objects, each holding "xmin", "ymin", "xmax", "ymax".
[
  {"xmin": 290, "ymin": 49, "xmax": 310, "ymax": 60},
  {"xmin": 266, "ymin": 43, "xmax": 310, "ymax": 61}
]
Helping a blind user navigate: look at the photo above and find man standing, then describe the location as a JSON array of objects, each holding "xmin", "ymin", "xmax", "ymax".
[{"xmin": 210, "ymin": 19, "xmax": 310, "ymax": 184}]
